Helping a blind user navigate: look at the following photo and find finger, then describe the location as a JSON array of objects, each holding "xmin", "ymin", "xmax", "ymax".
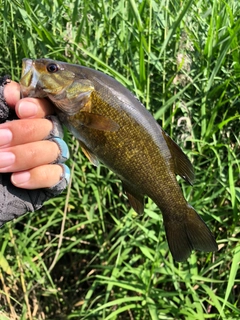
[
  {"xmin": 15, "ymin": 97, "xmax": 55, "ymax": 119},
  {"xmin": 3, "ymin": 80, "xmax": 55, "ymax": 118},
  {"xmin": 0, "ymin": 118, "xmax": 53, "ymax": 148},
  {"xmin": 4, "ymin": 81, "xmax": 20, "ymax": 108},
  {"xmin": 11, "ymin": 164, "xmax": 65, "ymax": 189},
  {"xmin": 0, "ymin": 140, "xmax": 60, "ymax": 172}
]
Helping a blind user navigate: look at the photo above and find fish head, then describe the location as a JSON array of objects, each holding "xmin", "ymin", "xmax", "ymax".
[
  {"xmin": 20, "ymin": 58, "xmax": 75, "ymax": 98},
  {"xmin": 20, "ymin": 58, "xmax": 94, "ymax": 115}
]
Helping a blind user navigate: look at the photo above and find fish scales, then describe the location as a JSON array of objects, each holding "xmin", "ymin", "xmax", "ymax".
[
  {"xmin": 68, "ymin": 90, "xmax": 180, "ymax": 202},
  {"xmin": 20, "ymin": 58, "xmax": 218, "ymax": 261}
]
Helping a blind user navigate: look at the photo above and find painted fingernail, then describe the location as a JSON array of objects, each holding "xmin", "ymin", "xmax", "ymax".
[
  {"xmin": 60, "ymin": 164, "xmax": 71, "ymax": 184},
  {"xmin": 11, "ymin": 171, "xmax": 31, "ymax": 185},
  {"xmin": 0, "ymin": 152, "xmax": 15, "ymax": 168},
  {"xmin": 0, "ymin": 129, "xmax": 12, "ymax": 146},
  {"xmin": 18, "ymin": 101, "xmax": 38, "ymax": 118},
  {"xmin": 51, "ymin": 137, "xmax": 70, "ymax": 163}
]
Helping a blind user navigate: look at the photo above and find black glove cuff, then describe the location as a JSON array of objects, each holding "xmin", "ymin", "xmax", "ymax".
[{"xmin": 0, "ymin": 75, "xmax": 11, "ymax": 123}]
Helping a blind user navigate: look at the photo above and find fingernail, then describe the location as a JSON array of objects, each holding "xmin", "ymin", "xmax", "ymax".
[
  {"xmin": 60, "ymin": 164, "xmax": 71, "ymax": 184},
  {"xmin": 51, "ymin": 137, "xmax": 70, "ymax": 163},
  {"xmin": 0, "ymin": 129, "xmax": 12, "ymax": 146},
  {"xmin": 0, "ymin": 152, "xmax": 15, "ymax": 168},
  {"xmin": 12, "ymin": 171, "xmax": 31, "ymax": 185},
  {"xmin": 18, "ymin": 101, "xmax": 38, "ymax": 118}
]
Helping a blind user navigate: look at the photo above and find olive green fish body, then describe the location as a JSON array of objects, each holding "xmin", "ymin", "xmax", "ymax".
[
  {"xmin": 20, "ymin": 58, "xmax": 218, "ymax": 261},
  {"xmin": 65, "ymin": 90, "xmax": 214, "ymax": 261},
  {"xmin": 60, "ymin": 85, "xmax": 184, "ymax": 208}
]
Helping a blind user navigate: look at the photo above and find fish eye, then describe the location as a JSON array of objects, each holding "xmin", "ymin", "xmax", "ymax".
[{"xmin": 47, "ymin": 63, "xmax": 59, "ymax": 73}]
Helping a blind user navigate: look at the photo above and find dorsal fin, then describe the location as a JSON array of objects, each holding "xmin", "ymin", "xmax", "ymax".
[{"xmin": 162, "ymin": 130, "xmax": 194, "ymax": 185}]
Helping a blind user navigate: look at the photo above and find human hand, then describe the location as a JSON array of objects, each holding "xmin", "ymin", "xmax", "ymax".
[
  {"xmin": 1, "ymin": 80, "xmax": 69, "ymax": 189},
  {"xmin": 0, "ymin": 76, "xmax": 70, "ymax": 227}
]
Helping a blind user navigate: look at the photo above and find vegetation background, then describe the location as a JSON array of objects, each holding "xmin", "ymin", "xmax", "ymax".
[{"xmin": 0, "ymin": 0, "xmax": 239, "ymax": 319}]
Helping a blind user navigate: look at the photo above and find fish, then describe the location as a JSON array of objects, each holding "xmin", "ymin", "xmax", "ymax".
[{"xmin": 20, "ymin": 58, "xmax": 218, "ymax": 261}]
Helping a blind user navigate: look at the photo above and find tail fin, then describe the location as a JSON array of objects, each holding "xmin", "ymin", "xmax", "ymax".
[{"xmin": 164, "ymin": 204, "xmax": 218, "ymax": 262}]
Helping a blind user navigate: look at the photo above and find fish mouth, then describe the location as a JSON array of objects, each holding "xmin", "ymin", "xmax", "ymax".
[
  {"xmin": 20, "ymin": 58, "xmax": 41, "ymax": 98},
  {"xmin": 21, "ymin": 58, "xmax": 34, "ymax": 76}
]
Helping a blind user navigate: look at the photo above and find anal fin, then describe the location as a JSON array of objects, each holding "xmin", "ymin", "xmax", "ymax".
[{"xmin": 122, "ymin": 182, "xmax": 144, "ymax": 214}]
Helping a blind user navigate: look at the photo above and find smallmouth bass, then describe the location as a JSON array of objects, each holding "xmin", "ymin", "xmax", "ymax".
[{"xmin": 20, "ymin": 58, "xmax": 218, "ymax": 261}]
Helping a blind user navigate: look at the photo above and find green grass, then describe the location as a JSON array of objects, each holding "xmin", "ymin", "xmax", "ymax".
[{"xmin": 0, "ymin": 0, "xmax": 239, "ymax": 319}]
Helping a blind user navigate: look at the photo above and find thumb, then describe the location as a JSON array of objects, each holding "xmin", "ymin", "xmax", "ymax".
[{"xmin": 4, "ymin": 81, "xmax": 21, "ymax": 108}]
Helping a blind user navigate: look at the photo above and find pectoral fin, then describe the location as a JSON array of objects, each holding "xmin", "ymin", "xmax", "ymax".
[
  {"xmin": 122, "ymin": 182, "xmax": 144, "ymax": 214},
  {"xmin": 78, "ymin": 112, "xmax": 120, "ymax": 132},
  {"xmin": 162, "ymin": 130, "xmax": 194, "ymax": 185},
  {"xmin": 79, "ymin": 141, "xmax": 99, "ymax": 166}
]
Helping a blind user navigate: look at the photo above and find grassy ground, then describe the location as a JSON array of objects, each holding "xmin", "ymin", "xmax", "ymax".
[{"xmin": 0, "ymin": 0, "xmax": 239, "ymax": 319}]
